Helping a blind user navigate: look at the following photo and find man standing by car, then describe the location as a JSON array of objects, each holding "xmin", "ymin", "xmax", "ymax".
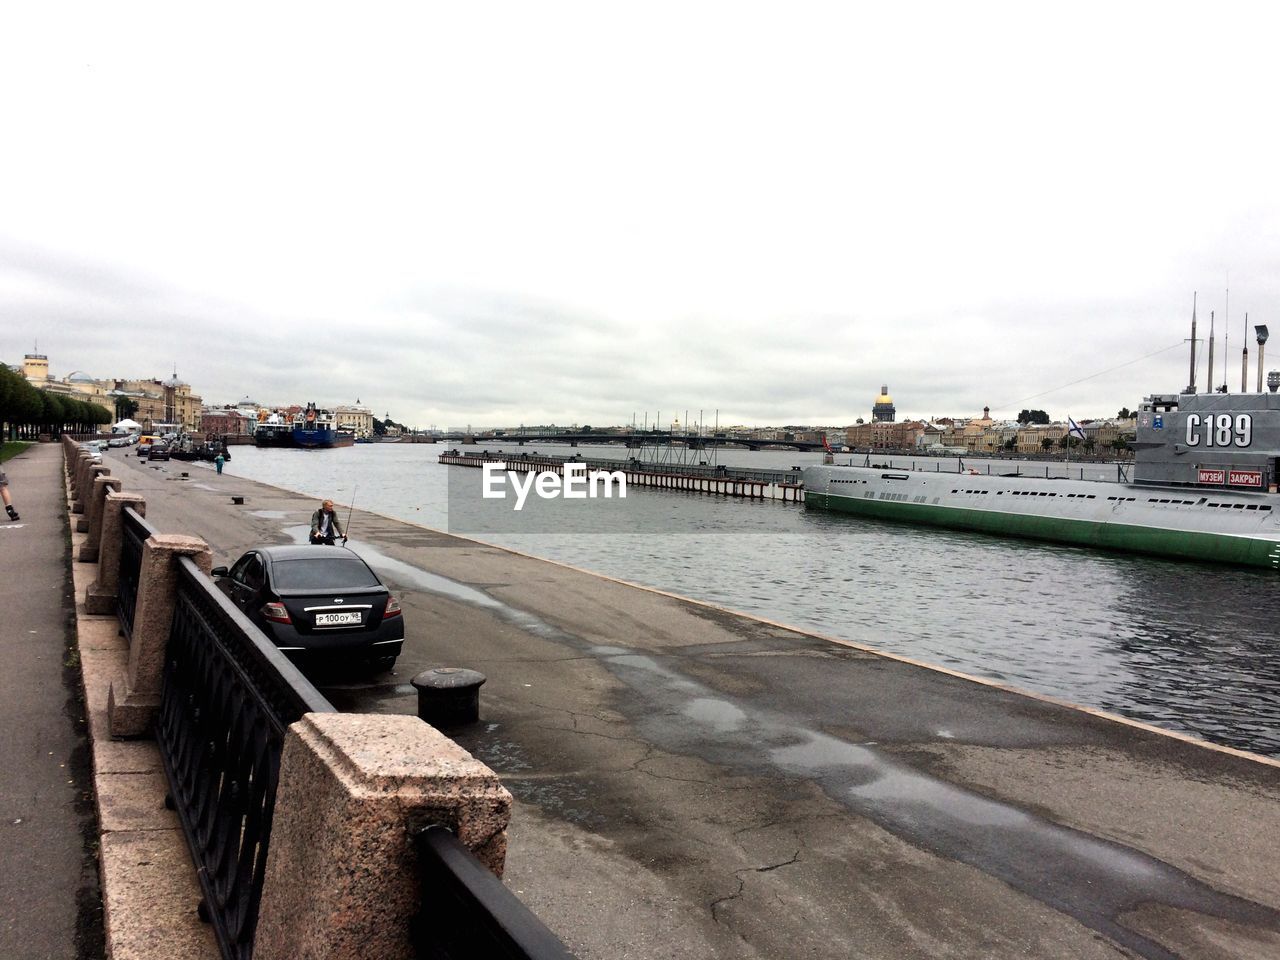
[{"xmin": 309, "ymin": 499, "xmax": 346, "ymax": 545}]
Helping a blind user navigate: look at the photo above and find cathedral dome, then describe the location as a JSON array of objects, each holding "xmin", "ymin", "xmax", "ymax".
[{"xmin": 872, "ymin": 384, "xmax": 896, "ymax": 423}]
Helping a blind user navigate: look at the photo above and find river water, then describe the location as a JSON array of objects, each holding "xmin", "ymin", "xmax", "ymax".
[{"xmin": 215, "ymin": 441, "xmax": 1280, "ymax": 759}]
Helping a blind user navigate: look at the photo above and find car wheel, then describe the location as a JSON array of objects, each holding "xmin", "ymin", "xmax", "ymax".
[{"xmin": 371, "ymin": 656, "xmax": 397, "ymax": 673}]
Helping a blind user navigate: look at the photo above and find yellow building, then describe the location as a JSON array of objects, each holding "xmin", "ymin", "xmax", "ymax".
[
  {"xmin": 106, "ymin": 376, "xmax": 202, "ymax": 433},
  {"xmin": 1015, "ymin": 423, "xmax": 1061, "ymax": 455},
  {"xmin": 335, "ymin": 403, "xmax": 376, "ymax": 438},
  {"xmin": 21, "ymin": 353, "xmax": 50, "ymax": 383},
  {"xmin": 22, "ymin": 354, "xmax": 114, "ymax": 422},
  {"xmin": 161, "ymin": 374, "xmax": 203, "ymax": 433}
]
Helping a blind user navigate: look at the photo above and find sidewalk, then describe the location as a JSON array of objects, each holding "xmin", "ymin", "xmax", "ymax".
[{"xmin": 0, "ymin": 442, "xmax": 104, "ymax": 959}]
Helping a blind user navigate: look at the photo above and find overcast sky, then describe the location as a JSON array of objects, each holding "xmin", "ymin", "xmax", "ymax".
[{"xmin": 3, "ymin": 2, "xmax": 1278, "ymax": 428}]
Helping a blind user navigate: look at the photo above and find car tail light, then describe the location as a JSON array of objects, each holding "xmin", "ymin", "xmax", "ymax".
[
  {"xmin": 384, "ymin": 596, "xmax": 402, "ymax": 618},
  {"xmin": 262, "ymin": 602, "xmax": 292, "ymax": 624}
]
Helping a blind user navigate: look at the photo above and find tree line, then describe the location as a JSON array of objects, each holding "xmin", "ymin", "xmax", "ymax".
[
  {"xmin": 1017, "ymin": 408, "xmax": 1136, "ymax": 424},
  {"xmin": 0, "ymin": 366, "xmax": 112, "ymax": 441}
]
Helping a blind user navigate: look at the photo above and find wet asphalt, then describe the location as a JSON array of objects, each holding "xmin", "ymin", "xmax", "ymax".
[{"xmin": 107, "ymin": 447, "xmax": 1280, "ymax": 960}]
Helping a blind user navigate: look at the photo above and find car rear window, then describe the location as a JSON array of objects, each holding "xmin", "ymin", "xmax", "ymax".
[{"xmin": 271, "ymin": 557, "xmax": 382, "ymax": 589}]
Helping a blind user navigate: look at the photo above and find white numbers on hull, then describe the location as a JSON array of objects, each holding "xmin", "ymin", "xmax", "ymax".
[{"xmin": 1185, "ymin": 413, "xmax": 1252, "ymax": 448}]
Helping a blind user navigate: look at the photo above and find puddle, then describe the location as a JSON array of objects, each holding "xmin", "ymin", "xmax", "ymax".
[
  {"xmin": 683, "ymin": 697, "xmax": 747, "ymax": 733},
  {"xmin": 250, "ymin": 510, "xmax": 288, "ymax": 519},
  {"xmin": 285, "ymin": 526, "xmax": 574, "ymax": 642}
]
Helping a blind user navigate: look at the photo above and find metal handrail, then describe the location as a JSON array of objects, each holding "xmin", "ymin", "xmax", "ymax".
[
  {"xmin": 411, "ymin": 826, "xmax": 576, "ymax": 960},
  {"xmin": 116, "ymin": 506, "xmax": 158, "ymax": 641},
  {"xmin": 123, "ymin": 540, "xmax": 571, "ymax": 959},
  {"xmin": 156, "ymin": 557, "xmax": 334, "ymax": 960}
]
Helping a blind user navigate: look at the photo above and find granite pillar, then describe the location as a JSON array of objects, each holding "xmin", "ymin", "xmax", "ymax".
[
  {"xmin": 254, "ymin": 713, "xmax": 513, "ymax": 960},
  {"xmin": 77, "ymin": 465, "xmax": 111, "ymax": 533},
  {"xmin": 79, "ymin": 476, "xmax": 123, "ymax": 562},
  {"xmin": 108, "ymin": 533, "xmax": 211, "ymax": 737},
  {"xmin": 86, "ymin": 494, "xmax": 147, "ymax": 614},
  {"xmin": 73, "ymin": 453, "xmax": 95, "ymax": 510}
]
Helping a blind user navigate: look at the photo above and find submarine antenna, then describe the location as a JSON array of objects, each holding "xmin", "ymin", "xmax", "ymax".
[
  {"xmin": 1206, "ymin": 309, "xmax": 1216, "ymax": 395},
  {"xmin": 1186, "ymin": 292, "xmax": 1198, "ymax": 393},
  {"xmin": 1241, "ymin": 302, "xmax": 1250, "ymax": 393}
]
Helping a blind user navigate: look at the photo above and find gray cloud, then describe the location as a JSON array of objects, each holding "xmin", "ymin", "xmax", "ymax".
[{"xmin": 2, "ymin": 240, "xmax": 1267, "ymax": 431}]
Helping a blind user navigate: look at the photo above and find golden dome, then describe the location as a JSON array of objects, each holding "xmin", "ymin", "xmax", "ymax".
[{"xmin": 874, "ymin": 384, "xmax": 893, "ymax": 405}]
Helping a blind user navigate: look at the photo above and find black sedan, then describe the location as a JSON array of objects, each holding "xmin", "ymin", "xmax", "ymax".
[{"xmin": 211, "ymin": 545, "xmax": 403, "ymax": 669}]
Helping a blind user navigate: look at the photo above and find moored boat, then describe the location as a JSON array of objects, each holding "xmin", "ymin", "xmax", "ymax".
[
  {"xmin": 254, "ymin": 412, "xmax": 295, "ymax": 448},
  {"xmin": 805, "ymin": 378, "xmax": 1280, "ymax": 570},
  {"xmin": 292, "ymin": 402, "xmax": 350, "ymax": 449}
]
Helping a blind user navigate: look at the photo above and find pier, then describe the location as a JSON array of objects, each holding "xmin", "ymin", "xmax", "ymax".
[{"xmin": 439, "ymin": 449, "xmax": 807, "ymax": 502}]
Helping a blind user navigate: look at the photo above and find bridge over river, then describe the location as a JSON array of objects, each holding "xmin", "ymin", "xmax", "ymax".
[{"xmin": 438, "ymin": 430, "xmax": 830, "ymax": 452}]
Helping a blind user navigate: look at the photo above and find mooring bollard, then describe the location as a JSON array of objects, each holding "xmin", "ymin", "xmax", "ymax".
[{"xmin": 410, "ymin": 668, "xmax": 487, "ymax": 728}]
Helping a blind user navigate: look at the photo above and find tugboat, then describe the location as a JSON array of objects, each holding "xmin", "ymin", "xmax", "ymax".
[{"xmin": 805, "ymin": 330, "xmax": 1280, "ymax": 569}]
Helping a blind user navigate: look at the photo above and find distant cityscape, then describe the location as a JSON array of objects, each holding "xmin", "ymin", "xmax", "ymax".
[
  {"xmin": 6, "ymin": 353, "xmax": 395, "ymax": 440},
  {"xmin": 6, "ymin": 354, "xmax": 1136, "ymax": 454}
]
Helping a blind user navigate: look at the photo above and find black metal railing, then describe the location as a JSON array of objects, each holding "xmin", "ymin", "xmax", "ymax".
[
  {"xmin": 156, "ymin": 557, "xmax": 335, "ymax": 960},
  {"xmin": 126, "ymin": 553, "xmax": 573, "ymax": 959},
  {"xmin": 412, "ymin": 826, "xmax": 576, "ymax": 960},
  {"xmin": 117, "ymin": 506, "xmax": 156, "ymax": 641}
]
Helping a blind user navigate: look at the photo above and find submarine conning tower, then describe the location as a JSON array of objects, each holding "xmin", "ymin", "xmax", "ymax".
[{"xmin": 1134, "ymin": 386, "xmax": 1280, "ymax": 491}]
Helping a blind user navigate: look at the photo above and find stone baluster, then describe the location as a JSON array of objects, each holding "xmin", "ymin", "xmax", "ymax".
[
  {"xmin": 255, "ymin": 713, "xmax": 513, "ymax": 960},
  {"xmin": 78, "ymin": 475, "xmax": 123, "ymax": 562},
  {"xmin": 85, "ymin": 493, "xmax": 147, "ymax": 614},
  {"xmin": 76, "ymin": 465, "xmax": 111, "ymax": 532},
  {"xmin": 107, "ymin": 534, "xmax": 212, "ymax": 737}
]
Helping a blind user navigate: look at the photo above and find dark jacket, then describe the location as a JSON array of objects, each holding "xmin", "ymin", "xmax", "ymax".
[{"xmin": 309, "ymin": 507, "xmax": 344, "ymax": 541}]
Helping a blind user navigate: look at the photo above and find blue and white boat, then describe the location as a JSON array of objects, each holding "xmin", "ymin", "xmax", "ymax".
[{"xmin": 291, "ymin": 403, "xmax": 353, "ymax": 448}]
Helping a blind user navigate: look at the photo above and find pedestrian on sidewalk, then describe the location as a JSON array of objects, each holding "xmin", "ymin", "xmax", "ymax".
[
  {"xmin": 214, "ymin": 451, "xmax": 225, "ymax": 474},
  {"xmin": 0, "ymin": 465, "xmax": 17, "ymax": 521},
  {"xmin": 309, "ymin": 499, "xmax": 346, "ymax": 545}
]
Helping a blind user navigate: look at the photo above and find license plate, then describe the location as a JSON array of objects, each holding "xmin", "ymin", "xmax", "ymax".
[{"xmin": 315, "ymin": 611, "xmax": 362, "ymax": 626}]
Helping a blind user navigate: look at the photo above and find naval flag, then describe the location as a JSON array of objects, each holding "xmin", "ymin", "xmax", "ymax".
[{"xmin": 1068, "ymin": 417, "xmax": 1086, "ymax": 441}]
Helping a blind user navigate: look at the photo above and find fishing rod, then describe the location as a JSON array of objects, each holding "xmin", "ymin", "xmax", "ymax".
[{"xmin": 343, "ymin": 482, "xmax": 357, "ymax": 546}]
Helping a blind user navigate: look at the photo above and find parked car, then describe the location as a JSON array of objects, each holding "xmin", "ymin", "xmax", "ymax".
[
  {"xmin": 148, "ymin": 442, "xmax": 171, "ymax": 461},
  {"xmin": 136, "ymin": 435, "xmax": 158, "ymax": 457},
  {"xmin": 211, "ymin": 545, "xmax": 403, "ymax": 669}
]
